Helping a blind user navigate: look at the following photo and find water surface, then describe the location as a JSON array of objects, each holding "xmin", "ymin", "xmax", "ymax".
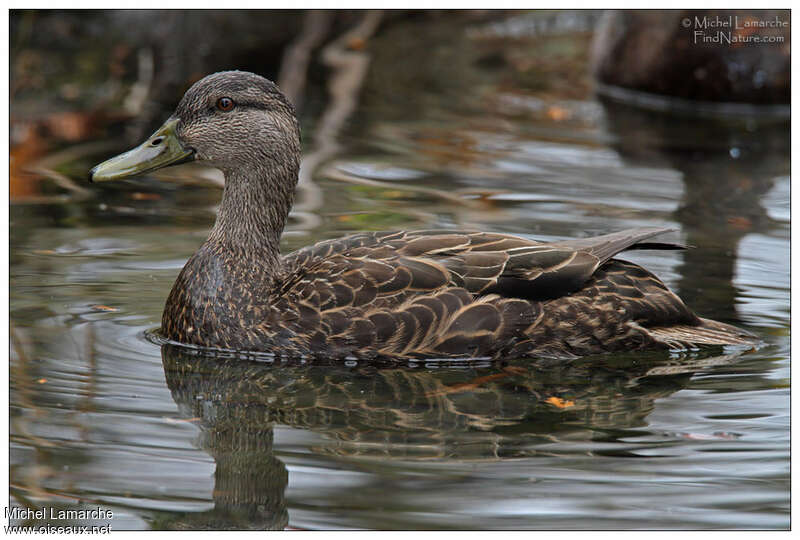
[{"xmin": 9, "ymin": 16, "xmax": 789, "ymax": 530}]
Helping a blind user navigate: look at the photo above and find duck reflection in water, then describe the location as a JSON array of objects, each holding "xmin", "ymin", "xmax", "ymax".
[
  {"xmin": 155, "ymin": 344, "xmax": 745, "ymax": 530},
  {"xmin": 598, "ymin": 99, "xmax": 789, "ymax": 322}
]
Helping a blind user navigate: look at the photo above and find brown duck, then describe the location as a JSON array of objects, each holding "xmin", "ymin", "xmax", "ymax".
[{"xmin": 89, "ymin": 71, "xmax": 755, "ymax": 359}]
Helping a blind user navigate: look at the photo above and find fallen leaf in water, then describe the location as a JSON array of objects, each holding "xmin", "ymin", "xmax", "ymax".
[
  {"xmin": 9, "ymin": 123, "xmax": 47, "ymax": 199},
  {"xmin": 458, "ymin": 188, "xmax": 509, "ymax": 202},
  {"xmin": 44, "ymin": 111, "xmax": 98, "ymax": 142},
  {"xmin": 727, "ymin": 216, "xmax": 753, "ymax": 230},
  {"xmin": 90, "ymin": 305, "xmax": 119, "ymax": 312},
  {"xmin": 546, "ymin": 106, "xmax": 570, "ymax": 121},
  {"xmin": 348, "ymin": 37, "xmax": 366, "ymax": 50},
  {"xmin": 417, "ymin": 130, "xmax": 479, "ymax": 167},
  {"xmin": 131, "ymin": 192, "xmax": 162, "ymax": 201},
  {"xmin": 426, "ymin": 370, "xmax": 520, "ymax": 397},
  {"xmin": 37, "ymin": 378, "xmax": 47, "ymax": 384},
  {"xmin": 502, "ymin": 366, "xmax": 527, "ymax": 375},
  {"xmin": 545, "ymin": 396, "xmax": 575, "ymax": 408}
]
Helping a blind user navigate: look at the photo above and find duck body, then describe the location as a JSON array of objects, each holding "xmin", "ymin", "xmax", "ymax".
[
  {"xmin": 161, "ymin": 227, "xmax": 751, "ymax": 359},
  {"xmin": 89, "ymin": 70, "xmax": 755, "ymax": 359}
]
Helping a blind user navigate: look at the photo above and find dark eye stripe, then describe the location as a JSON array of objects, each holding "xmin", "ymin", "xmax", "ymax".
[{"xmin": 237, "ymin": 101, "xmax": 270, "ymax": 111}]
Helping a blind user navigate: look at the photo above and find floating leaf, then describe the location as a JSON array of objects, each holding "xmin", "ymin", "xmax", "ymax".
[
  {"xmin": 131, "ymin": 192, "xmax": 162, "ymax": 201},
  {"xmin": 546, "ymin": 105, "xmax": 570, "ymax": 121},
  {"xmin": 727, "ymin": 216, "xmax": 753, "ymax": 230},
  {"xmin": 348, "ymin": 37, "xmax": 367, "ymax": 51},
  {"xmin": 90, "ymin": 305, "xmax": 119, "ymax": 312},
  {"xmin": 545, "ymin": 396, "xmax": 575, "ymax": 408}
]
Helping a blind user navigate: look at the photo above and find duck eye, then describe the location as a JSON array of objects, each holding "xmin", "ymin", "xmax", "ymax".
[{"xmin": 216, "ymin": 97, "xmax": 235, "ymax": 112}]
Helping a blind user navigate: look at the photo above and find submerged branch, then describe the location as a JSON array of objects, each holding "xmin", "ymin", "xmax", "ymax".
[
  {"xmin": 278, "ymin": 11, "xmax": 334, "ymax": 108},
  {"xmin": 290, "ymin": 10, "xmax": 384, "ymax": 232},
  {"xmin": 322, "ymin": 164, "xmax": 480, "ymax": 208}
]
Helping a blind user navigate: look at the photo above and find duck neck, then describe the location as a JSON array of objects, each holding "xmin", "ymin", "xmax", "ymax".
[{"xmin": 207, "ymin": 163, "xmax": 298, "ymax": 268}]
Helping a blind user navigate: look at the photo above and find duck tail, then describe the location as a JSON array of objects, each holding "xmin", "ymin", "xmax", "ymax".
[{"xmin": 647, "ymin": 318, "xmax": 760, "ymax": 349}]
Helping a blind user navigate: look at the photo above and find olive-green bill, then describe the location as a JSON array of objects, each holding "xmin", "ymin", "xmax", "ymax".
[{"xmin": 88, "ymin": 118, "xmax": 195, "ymax": 182}]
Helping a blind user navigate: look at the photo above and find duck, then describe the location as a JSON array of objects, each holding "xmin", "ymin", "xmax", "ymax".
[{"xmin": 89, "ymin": 70, "xmax": 756, "ymax": 359}]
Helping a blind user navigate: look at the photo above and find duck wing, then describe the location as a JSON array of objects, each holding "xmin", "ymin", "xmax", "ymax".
[
  {"xmin": 271, "ymin": 228, "xmax": 756, "ymax": 358},
  {"xmin": 279, "ymin": 228, "xmax": 681, "ymax": 306},
  {"xmin": 457, "ymin": 227, "xmax": 682, "ymax": 300},
  {"xmin": 386, "ymin": 227, "xmax": 678, "ymax": 301}
]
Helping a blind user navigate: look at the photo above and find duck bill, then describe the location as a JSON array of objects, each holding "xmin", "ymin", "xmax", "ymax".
[{"xmin": 88, "ymin": 118, "xmax": 195, "ymax": 182}]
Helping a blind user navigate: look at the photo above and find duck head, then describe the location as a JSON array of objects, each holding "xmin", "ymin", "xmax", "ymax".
[{"xmin": 89, "ymin": 70, "xmax": 301, "ymax": 182}]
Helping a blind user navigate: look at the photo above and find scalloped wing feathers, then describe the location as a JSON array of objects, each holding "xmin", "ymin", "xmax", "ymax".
[{"xmin": 265, "ymin": 228, "xmax": 753, "ymax": 358}]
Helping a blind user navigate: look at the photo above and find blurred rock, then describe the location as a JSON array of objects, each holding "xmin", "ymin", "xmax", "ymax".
[{"xmin": 591, "ymin": 10, "xmax": 790, "ymax": 105}]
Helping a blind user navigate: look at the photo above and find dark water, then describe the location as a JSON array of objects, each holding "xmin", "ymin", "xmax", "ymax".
[{"xmin": 10, "ymin": 17, "xmax": 789, "ymax": 530}]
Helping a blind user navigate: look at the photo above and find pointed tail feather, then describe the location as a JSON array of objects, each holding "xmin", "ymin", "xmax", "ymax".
[
  {"xmin": 625, "ymin": 241, "xmax": 688, "ymax": 251},
  {"xmin": 558, "ymin": 227, "xmax": 680, "ymax": 265},
  {"xmin": 647, "ymin": 318, "xmax": 760, "ymax": 349}
]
